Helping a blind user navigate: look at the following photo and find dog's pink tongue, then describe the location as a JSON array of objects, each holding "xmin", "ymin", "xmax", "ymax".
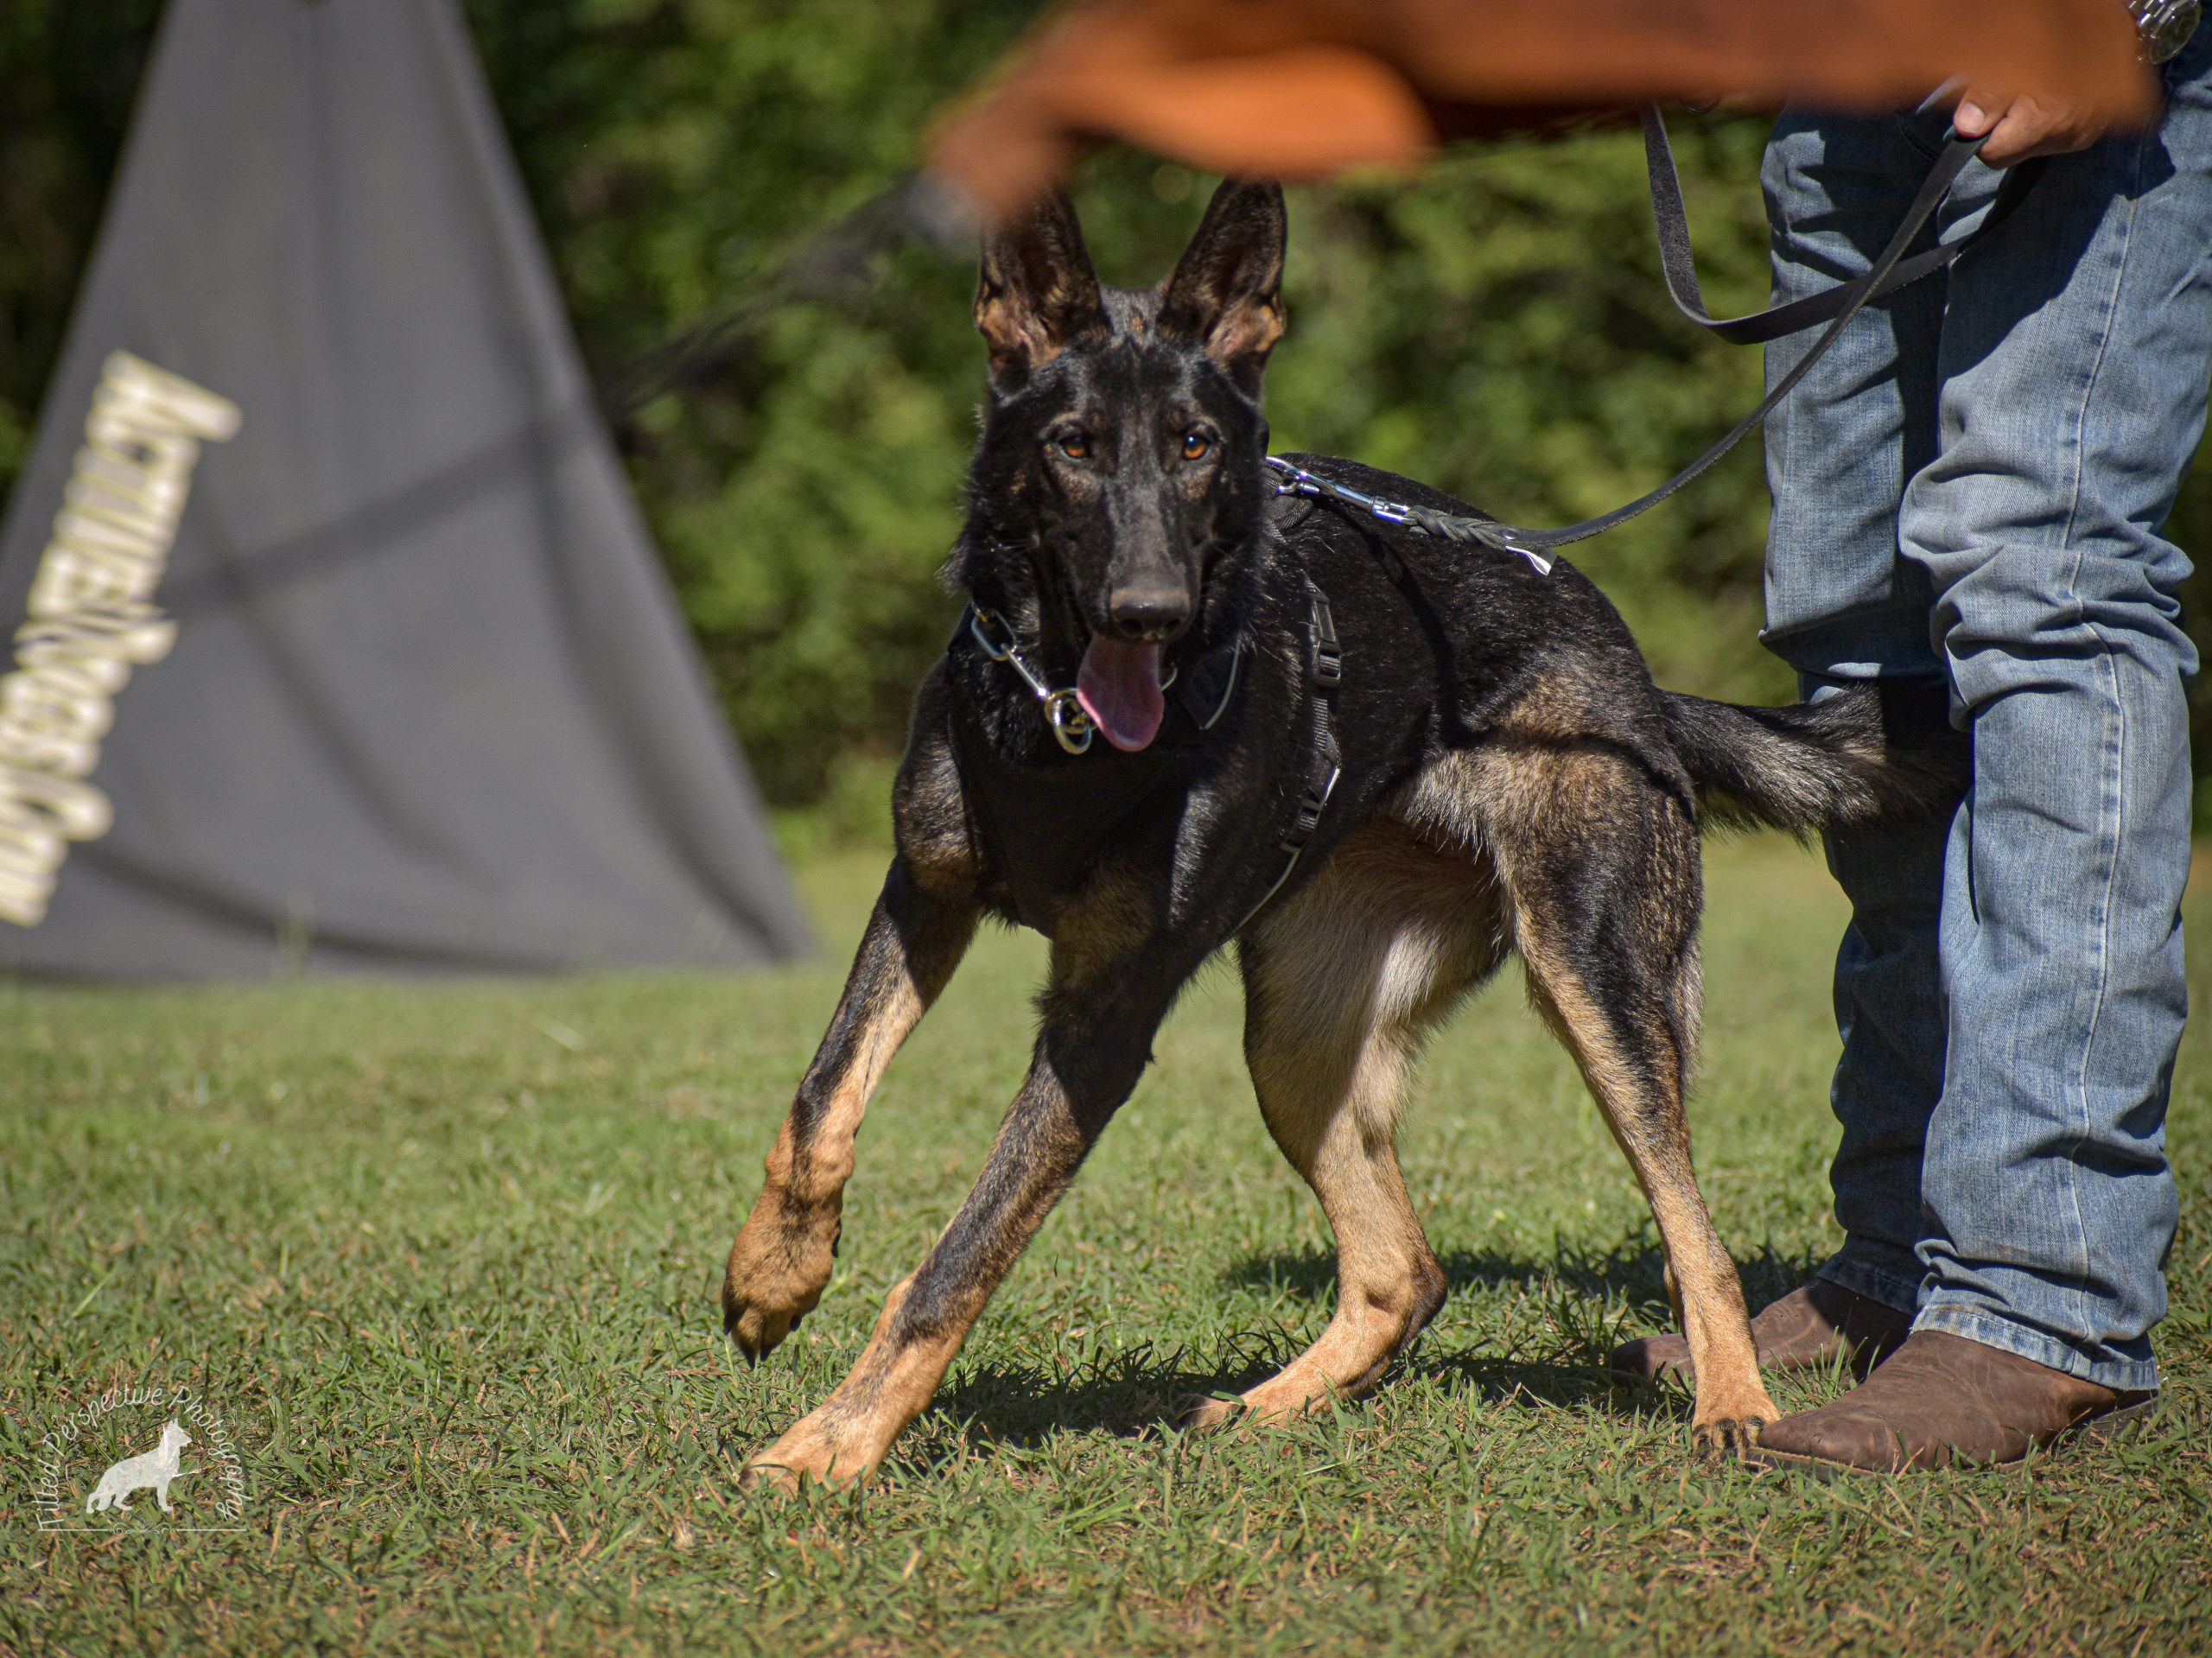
[{"xmin": 1076, "ymin": 636, "xmax": 1166, "ymax": 752}]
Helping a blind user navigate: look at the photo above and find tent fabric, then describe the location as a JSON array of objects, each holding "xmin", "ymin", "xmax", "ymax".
[
  {"xmin": 0, "ymin": 0, "xmax": 810, "ymax": 980},
  {"xmin": 925, "ymin": 0, "xmax": 2156, "ymax": 220}
]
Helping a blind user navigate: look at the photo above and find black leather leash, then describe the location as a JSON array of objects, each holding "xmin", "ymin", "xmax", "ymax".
[
  {"xmin": 1273, "ymin": 110, "xmax": 2018, "ymax": 569},
  {"xmin": 1641, "ymin": 107, "xmax": 2033, "ymax": 346},
  {"xmin": 624, "ymin": 105, "xmax": 2026, "ymax": 571}
]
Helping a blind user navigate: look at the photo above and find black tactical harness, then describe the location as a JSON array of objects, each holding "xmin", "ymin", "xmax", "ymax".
[
  {"xmin": 950, "ymin": 580, "xmax": 1342, "ymax": 935},
  {"xmin": 1240, "ymin": 591, "xmax": 1340, "ymax": 931}
]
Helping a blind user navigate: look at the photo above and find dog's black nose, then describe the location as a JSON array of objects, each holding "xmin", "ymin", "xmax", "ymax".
[{"xmin": 1107, "ymin": 586, "xmax": 1191, "ymax": 642}]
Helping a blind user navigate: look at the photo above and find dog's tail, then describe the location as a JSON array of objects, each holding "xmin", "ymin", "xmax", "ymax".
[{"xmin": 1657, "ymin": 681, "xmax": 1967, "ymax": 834}]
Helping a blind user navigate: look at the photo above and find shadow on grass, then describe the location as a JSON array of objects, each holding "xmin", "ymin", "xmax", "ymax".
[
  {"xmin": 931, "ymin": 1334, "xmax": 1683, "ymax": 1452},
  {"xmin": 935, "ymin": 1333, "xmax": 1295, "ymax": 1446},
  {"xmin": 925, "ymin": 1234, "xmax": 1824, "ymax": 1449},
  {"xmin": 1227, "ymin": 1239, "xmax": 1669, "ymax": 1305},
  {"xmin": 1227, "ymin": 1234, "xmax": 1823, "ymax": 1324}
]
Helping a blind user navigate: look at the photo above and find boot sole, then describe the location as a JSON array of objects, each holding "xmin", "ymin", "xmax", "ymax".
[
  {"xmin": 1606, "ymin": 1348, "xmax": 1891, "ymax": 1388},
  {"xmin": 1742, "ymin": 1394, "xmax": 2160, "ymax": 1479}
]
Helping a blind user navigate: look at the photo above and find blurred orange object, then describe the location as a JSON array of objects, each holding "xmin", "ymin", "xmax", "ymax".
[{"xmin": 928, "ymin": 0, "xmax": 2154, "ymax": 219}]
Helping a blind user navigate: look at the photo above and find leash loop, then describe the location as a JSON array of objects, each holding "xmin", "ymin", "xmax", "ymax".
[
  {"xmin": 1274, "ymin": 112, "xmax": 2001, "ymax": 572},
  {"xmin": 1637, "ymin": 103, "xmax": 2026, "ymax": 346}
]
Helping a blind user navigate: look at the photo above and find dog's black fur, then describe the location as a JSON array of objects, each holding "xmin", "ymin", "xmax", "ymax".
[{"xmin": 723, "ymin": 180, "xmax": 1965, "ymax": 1489}]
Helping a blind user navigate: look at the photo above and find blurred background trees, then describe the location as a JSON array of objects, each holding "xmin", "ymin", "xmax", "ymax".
[{"xmin": 5, "ymin": 0, "xmax": 2209, "ymax": 820}]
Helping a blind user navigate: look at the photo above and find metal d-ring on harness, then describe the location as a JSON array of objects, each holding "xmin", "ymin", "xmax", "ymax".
[
  {"xmin": 966, "ymin": 606, "xmax": 1096, "ymax": 754},
  {"xmin": 965, "ymin": 604, "xmax": 1179, "ymax": 756}
]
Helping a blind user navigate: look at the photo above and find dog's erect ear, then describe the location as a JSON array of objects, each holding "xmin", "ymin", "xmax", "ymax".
[
  {"xmin": 975, "ymin": 190, "xmax": 1106, "ymax": 384},
  {"xmin": 1159, "ymin": 179, "xmax": 1286, "ymax": 397}
]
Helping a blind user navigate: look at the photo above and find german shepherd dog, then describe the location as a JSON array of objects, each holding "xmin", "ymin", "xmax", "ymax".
[{"xmin": 724, "ymin": 179, "xmax": 1961, "ymax": 1489}]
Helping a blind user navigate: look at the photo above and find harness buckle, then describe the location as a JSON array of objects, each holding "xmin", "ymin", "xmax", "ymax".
[
  {"xmin": 1289, "ymin": 764, "xmax": 1340, "ymax": 842},
  {"xmin": 1309, "ymin": 598, "xmax": 1344, "ymax": 689}
]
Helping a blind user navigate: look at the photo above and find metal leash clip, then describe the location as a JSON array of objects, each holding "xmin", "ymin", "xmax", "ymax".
[{"xmin": 968, "ymin": 606, "xmax": 1096, "ymax": 754}]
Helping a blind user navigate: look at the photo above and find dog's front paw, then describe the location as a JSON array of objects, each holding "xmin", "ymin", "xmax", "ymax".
[
  {"xmin": 1690, "ymin": 1378, "xmax": 1779, "ymax": 1461},
  {"xmin": 1690, "ymin": 1413, "xmax": 1772, "ymax": 1461},
  {"xmin": 740, "ymin": 1411, "xmax": 878, "ymax": 1495},
  {"xmin": 722, "ymin": 1192, "xmax": 842, "ymax": 1361}
]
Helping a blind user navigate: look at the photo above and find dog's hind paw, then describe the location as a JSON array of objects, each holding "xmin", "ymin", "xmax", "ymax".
[
  {"xmin": 740, "ymin": 1414, "xmax": 878, "ymax": 1496},
  {"xmin": 1173, "ymin": 1394, "xmax": 1248, "ymax": 1432}
]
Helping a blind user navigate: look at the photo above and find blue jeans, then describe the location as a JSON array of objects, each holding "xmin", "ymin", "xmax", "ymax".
[{"xmin": 1761, "ymin": 35, "xmax": 2212, "ymax": 1393}]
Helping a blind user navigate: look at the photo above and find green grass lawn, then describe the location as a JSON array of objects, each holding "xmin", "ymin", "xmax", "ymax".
[{"xmin": 3, "ymin": 833, "xmax": 2208, "ymax": 1655}]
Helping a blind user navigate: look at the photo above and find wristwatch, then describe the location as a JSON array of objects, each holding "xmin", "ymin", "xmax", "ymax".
[{"xmin": 2127, "ymin": 0, "xmax": 2201, "ymax": 63}]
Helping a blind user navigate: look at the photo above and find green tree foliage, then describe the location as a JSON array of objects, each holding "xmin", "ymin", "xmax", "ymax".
[
  {"xmin": 461, "ymin": 0, "xmax": 1798, "ymax": 797},
  {"xmin": 4, "ymin": 1, "xmax": 2209, "ymax": 811}
]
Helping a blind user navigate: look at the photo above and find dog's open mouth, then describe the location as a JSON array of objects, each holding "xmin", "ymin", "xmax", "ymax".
[{"xmin": 1076, "ymin": 635, "xmax": 1165, "ymax": 752}]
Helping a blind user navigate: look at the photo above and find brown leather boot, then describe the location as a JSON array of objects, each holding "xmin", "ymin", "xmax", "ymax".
[
  {"xmin": 1745, "ymin": 1330, "xmax": 2158, "ymax": 1474},
  {"xmin": 1609, "ymin": 1280, "xmax": 1910, "ymax": 1383}
]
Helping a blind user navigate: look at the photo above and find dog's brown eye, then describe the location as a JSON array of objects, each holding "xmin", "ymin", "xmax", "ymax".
[
  {"xmin": 1058, "ymin": 435, "xmax": 1090, "ymax": 461},
  {"xmin": 1181, "ymin": 432, "xmax": 1210, "ymax": 461}
]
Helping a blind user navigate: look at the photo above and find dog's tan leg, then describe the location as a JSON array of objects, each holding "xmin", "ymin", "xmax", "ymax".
[
  {"xmin": 724, "ymin": 859, "xmax": 977, "ymax": 1359},
  {"xmin": 1520, "ymin": 949, "xmax": 1775, "ymax": 1451},
  {"xmin": 741, "ymin": 1052, "xmax": 1090, "ymax": 1490},
  {"xmin": 1497, "ymin": 781, "xmax": 1778, "ymax": 1455},
  {"xmin": 1185, "ymin": 826, "xmax": 1501, "ymax": 1429},
  {"xmin": 743, "ymin": 872, "xmax": 1192, "ymax": 1490}
]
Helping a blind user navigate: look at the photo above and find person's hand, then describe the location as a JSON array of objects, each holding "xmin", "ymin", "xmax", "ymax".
[{"xmin": 1952, "ymin": 88, "xmax": 2113, "ymax": 165}]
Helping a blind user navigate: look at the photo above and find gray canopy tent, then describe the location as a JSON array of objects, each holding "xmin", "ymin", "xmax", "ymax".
[{"xmin": 0, "ymin": 0, "xmax": 810, "ymax": 978}]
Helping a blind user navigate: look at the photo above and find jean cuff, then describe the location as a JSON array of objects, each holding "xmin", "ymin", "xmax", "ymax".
[
  {"xmin": 1912, "ymin": 1303, "xmax": 2162, "ymax": 1394},
  {"xmin": 1815, "ymin": 1250, "xmax": 1923, "ymax": 1316}
]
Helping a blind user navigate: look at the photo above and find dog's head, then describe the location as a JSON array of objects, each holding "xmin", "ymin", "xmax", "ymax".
[
  {"xmin": 961, "ymin": 178, "xmax": 1287, "ymax": 752},
  {"xmin": 160, "ymin": 1420, "xmax": 191, "ymax": 1452}
]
